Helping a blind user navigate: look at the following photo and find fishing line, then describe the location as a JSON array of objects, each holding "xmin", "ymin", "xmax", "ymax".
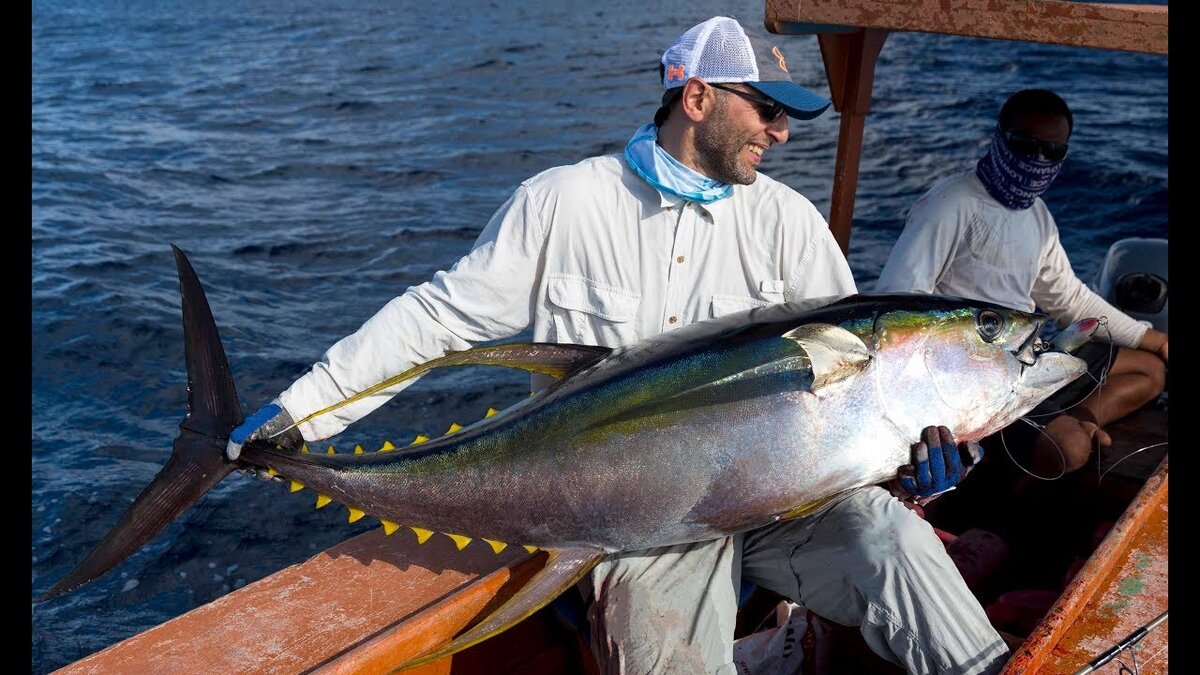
[
  {"xmin": 1009, "ymin": 319, "xmax": 1122, "ymax": 482},
  {"xmin": 1098, "ymin": 442, "xmax": 1167, "ymax": 483},
  {"xmin": 1000, "ymin": 417, "xmax": 1066, "ymax": 481},
  {"xmin": 1024, "ymin": 318, "xmax": 1114, "ymax": 421},
  {"xmin": 1135, "ymin": 643, "xmax": 1168, "ymax": 670},
  {"xmin": 1073, "ymin": 610, "xmax": 1166, "ymax": 675}
]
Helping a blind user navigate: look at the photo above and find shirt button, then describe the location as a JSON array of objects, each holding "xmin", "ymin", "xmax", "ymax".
[
  {"xmin": 676, "ymin": 255, "xmax": 686, "ymax": 263},
  {"xmin": 668, "ymin": 316, "xmax": 678, "ymax": 324}
]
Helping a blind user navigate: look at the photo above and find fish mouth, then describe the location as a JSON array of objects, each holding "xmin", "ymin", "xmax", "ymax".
[
  {"xmin": 1017, "ymin": 316, "xmax": 1100, "ymax": 367},
  {"xmin": 1014, "ymin": 323, "xmax": 1045, "ymax": 366},
  {"xmin": 1019, "ymin": 349, "xmax": 1088, "ymax": 393},
  {"xmin": 1012, "ymin": 317, "xmax": 1096, "ymax": 395},
  {"xmin": 1018, "ymin": 332, "xmax": 1090, "ymax": 391}
]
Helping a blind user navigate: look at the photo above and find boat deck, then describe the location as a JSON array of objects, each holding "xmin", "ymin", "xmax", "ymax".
[
  {"xmin": 1032, "ymin": 466, "xmax": 1166, "ymax": 673},
  {"xmin": 51, "ymin": 531, "xmax": 577, "ymax": 675},
  {"xmin": 1001, "ymin": 408, "xmax": 1169, "ymax": 675}
]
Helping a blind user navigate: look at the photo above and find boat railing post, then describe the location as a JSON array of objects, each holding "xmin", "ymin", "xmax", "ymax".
[{"xmin": 818, "ymin": 28, "xmax": 887, "ymax": 256}]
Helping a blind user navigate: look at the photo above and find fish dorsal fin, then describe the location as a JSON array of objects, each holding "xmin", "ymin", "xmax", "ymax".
[
  {"xmin": 291, "ymin": 343, "xmax": 610, "ymax": 431},
  {"xmin": 781, "ymin": 323, "xmax": 870, "ymax": 389}
]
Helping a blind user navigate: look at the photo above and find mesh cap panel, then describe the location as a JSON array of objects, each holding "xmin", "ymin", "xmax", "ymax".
[{"xmin": 662, "ymin": 17, "xmax": 759, "ymax": 86}]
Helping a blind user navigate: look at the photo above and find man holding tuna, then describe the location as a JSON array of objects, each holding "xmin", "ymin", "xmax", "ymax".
[{"xmin": 230, "ymin": 17, "xmax": 1009, "ymax": 675}]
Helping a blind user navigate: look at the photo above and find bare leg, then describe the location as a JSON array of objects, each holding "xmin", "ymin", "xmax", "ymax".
[{"xmin": 1032, "ymin": 346, "xmax": 1166, "ymax": 474}]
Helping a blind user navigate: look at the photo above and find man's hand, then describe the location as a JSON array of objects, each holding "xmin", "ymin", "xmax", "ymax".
[
  {"xmin": 226, "ymin": 402, "xmax": 303, "ymax": 461},
  {"xmin": 897, "ymin": 425, "xmax": 984, "ymax": 503}
]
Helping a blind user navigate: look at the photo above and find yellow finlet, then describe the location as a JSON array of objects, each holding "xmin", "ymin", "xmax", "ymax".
[
  {"xmin": 354, "ymin": 444, "xmax": 365, "ymax": 454},
  {"xmin": 326, "ymin": 445, "xmax": 336, "ymax": 455},
  {"xmin": 266, "ymin": 467, "xmax": 278, "ymax": 477},
  {"xmin": 315, "ymin": 494, "xmax": 332, "ymax": 509},
  {"xmin": 446, "ymin": 533, "xmax": 472, "ymax": 550},
  {"xmin": 485, "ymin": 407, "xmax": 500, "ymax": 417},
  {"xmin": 380, "ymin": 520, "xmax": 400, "ymax": 536},
  {"xmin": 523, "ymin": 545, "xmax": 538, "ymax": 553},
  {"xmin": 300, "ymin": 444, "xmax": 310, "ymax": 454},
  {"xmin": 445, "ymin": 422, "xmax": 463, "ymax": 434},
  {"xmin": 379, "ymin": 440, "xmax": 396, "ymax": 452},
  {"xmin": 348, "ymin": 507, "xmax": 366, "ymax": 523},
  {"xmin": 483, "ymin": 539, "xmax": 507, "ymax": 554},
  {"xmin": 410, "ymin": 434, "xmax": 430, "ymax": 445},
  {"xmin": 289, "ymin": 480, "xmax": 304, "ymax": 493},
  {"xmin": 410, "ymin": 526, "xmax": 433, "ymax": 544}
]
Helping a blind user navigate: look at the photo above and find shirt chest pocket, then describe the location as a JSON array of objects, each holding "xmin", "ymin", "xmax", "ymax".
[
  {"xmin": 710, "ymin": 294, "xmax": 774, "ymax": 318},
  {"xmin": 710, "ymin": 280, "xmax": 786, "ymax": 318},
  {"xmin": 547, "ymin": 274, "xmax": 641, "ymax": 347}
]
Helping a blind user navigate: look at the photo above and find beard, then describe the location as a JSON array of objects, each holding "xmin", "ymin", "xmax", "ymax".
[{"xmin": 693, "ymin": 97, "xmax": 758, "ymax": 185}]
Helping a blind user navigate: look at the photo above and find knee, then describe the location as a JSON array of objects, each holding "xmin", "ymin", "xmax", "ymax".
[
  {"xmin": 1144, "ymin": 352, "xmax": 1167, "ymax": 395},
  {"xmin": 1117, "ymin": 347, "xmax": 1167, "ymax": 398},
  {"xmin": 846, "ymin": 505, "xmax": 938, "ymax": 573}
]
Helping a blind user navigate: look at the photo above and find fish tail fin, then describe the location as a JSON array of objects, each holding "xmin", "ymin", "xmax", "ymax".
[{"xmin": 37, "ymin": 245, "xmax": 243, "ymax": 602}]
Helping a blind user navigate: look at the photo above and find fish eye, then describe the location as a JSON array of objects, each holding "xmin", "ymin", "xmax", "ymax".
[{"xmin": 976, "ymin": 310, "xmax": 1005, "ymax": 342}]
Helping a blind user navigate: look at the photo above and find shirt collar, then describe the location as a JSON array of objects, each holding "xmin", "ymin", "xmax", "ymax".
[
  {"xmin": 656, "ymin": 186, "xmax": 731, "ymax": 218},
  {"xmin": 623, "ymin": 156, "xmax": 735, "ymax": 217}
]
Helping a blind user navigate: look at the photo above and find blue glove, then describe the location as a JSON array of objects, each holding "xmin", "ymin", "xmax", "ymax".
[
  {"xmin": 899, "ymin": 425, "xmax": 984, "ymax": 500},
  {"xmin": 226, "ymin": 402, "xmax": 301, "ymax": 460}
]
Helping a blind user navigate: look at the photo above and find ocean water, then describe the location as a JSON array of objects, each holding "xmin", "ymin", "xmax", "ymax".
[{"xmin": 31, "ymin": 0, "xmax": 1168, "ymax": 671}]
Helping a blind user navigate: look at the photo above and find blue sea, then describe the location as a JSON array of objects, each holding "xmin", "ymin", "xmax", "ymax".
[{"xmin": 31, "ymin": 0, "xmax": 1167, "ymax": 671}]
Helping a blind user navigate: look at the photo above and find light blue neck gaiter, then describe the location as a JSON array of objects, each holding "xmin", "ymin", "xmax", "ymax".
[{"xmin": 623, "ymin": 123, "xmax": 732, "ymax": 204}]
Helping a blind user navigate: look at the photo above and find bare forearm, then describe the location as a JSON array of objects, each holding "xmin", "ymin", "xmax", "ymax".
[{"xmin": 1138, "ymin": 328, "xmax": 1168, "ymax": 364}]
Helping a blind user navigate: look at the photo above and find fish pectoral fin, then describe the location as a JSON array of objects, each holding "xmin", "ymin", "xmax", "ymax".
[
  {"xmin": 781, "ymin": 323, "xmax": 871, "ymax": 389},
  {"xmin": 399, "ymin": 545, "xmax": 606, "ymax": 669},
  {"xmin": 293, "ymin": 343, "xmax": 611, "ymax": 429}
]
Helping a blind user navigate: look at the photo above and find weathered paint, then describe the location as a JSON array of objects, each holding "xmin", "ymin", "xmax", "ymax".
[
  {"xmin": 53, "ymin": 529, "xmax": 544, "ymax": 675},
  {"xmin": 765, "ymin": 0, "xmax": 1167, "ymax": 55},
  {"xmin": 1001, "ymin": 457, "xmax": 1167, "ymax": 674}
]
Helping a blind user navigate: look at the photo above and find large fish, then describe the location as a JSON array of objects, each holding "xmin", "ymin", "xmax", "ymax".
[{"xmin": 39, "ymin": 246, "xmax": 1089, "ymax": 667}]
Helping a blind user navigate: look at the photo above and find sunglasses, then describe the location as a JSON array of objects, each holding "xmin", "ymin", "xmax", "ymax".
[
  {"xmin": 1003, "ymin": 129, "xmax": 1069, "ymax": 162},
  {"xmin": 708, "ymin": 82, "xmax": 787, "ymax": 123}
]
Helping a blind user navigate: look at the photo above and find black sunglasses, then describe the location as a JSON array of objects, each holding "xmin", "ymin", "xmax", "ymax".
[
  {"xmin": 1003, "ymin": 129, "xmax": 1069, "ymax": 162},
  {"xmin": 708, "ymin": 82, "xmax": 787, "ymax": 123}
]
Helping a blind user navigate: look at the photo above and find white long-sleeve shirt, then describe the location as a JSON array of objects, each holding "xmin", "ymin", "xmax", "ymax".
[
  {"xmin": 876, "ymin": 170, "xmax": 1147, "ymax": 349},
  {"xmin": 280, "ymin": 153, "xmax": 857, "ymax": 440}
]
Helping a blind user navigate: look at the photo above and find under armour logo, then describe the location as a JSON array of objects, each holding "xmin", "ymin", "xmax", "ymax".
[
  {"xmin": 666, "ymin": 64, "xmax": 686, "ymax": 81},
  {"xmin": 772, "ymin": 46, "xmax": 788, "ymax": 72}
]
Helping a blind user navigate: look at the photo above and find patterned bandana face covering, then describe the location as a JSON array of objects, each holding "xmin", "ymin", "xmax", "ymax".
[
  {"xmin": 975, "ymin": 126, "xmax": 1066, "ymax": 210},
  {"xmin": 624, "ymin": 122, "xmax": 733, "ymax": 204}
]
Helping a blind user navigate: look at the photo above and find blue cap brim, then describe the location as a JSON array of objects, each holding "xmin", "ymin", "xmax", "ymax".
[{"xmin": 747, "ymin": 81, "xmax": 832, "ymax": 120}]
